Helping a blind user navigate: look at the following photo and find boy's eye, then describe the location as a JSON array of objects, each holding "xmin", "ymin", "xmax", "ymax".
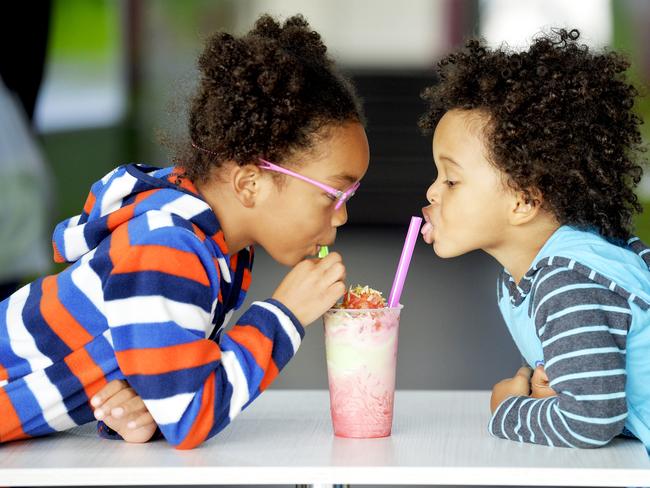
[{"xmin": 444, "ymin": 180, "xmax": 458, "ymax": 188}]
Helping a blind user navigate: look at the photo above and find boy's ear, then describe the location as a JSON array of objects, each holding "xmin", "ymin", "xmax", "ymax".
[
  {"xmin": 230, "ymin": 164, "xmax": 264, "ymax": 208},
  {"xmin": 509, "ymin": 188, "xmax": 543, "ymax": 226}
]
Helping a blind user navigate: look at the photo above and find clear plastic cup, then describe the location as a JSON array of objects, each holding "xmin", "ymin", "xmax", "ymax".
[{"xmin": 322, "ymin": 306, "xmax": 402, "ymax": 438}]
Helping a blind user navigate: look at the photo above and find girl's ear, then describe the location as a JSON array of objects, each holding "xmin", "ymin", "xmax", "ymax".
[
  {"xmin": 509, "ymin": 188, "xmax": 543, "ymax": 226},
  {"xmin": 230, "ymin": 164, "xmax": 264, "ymax": 208}
]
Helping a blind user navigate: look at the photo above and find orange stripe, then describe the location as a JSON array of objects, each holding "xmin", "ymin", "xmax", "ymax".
[
  {"xmin": 241, "ymin": 268, "xmax": 252, "ymax": 292},
  {"xmin": 111, "ymin": 245, "xmax": 210, "ymax": 286},
  {"xmin": 82, "ymin": 191, "xmax": 96, "ymax": 215},
  {"xmin": 227, "ymin": 325, "xmax": 272, "ymax": 370},
  {"xmin": 108, "ymin": 222, "xmax": 131, "ymax": 266},
  {"xmin": 63, "ymin": 348, "xmax": 108, "ymax": 404},
  {"xmin": 260, "ymin": 361, "xmax": 279, "ymax": 391},
  {"xmin": 227, "ymin": 325, "xmax": 277, "ymax": 391},
  {"xmin": 116, "ymin": 341, "xmax": 221, "ymax": 376},
  {"xmin": 176, "ymin": 371, "xmax": 215, "ymax": 450},
  {"xmin": 192, "ymin": 223, "xmax": 207, "ymax": 242},
  {"xmin": 40, "ymin": 276, "xmax": 93, "ymax": 350},
  {"xmin": 106, "ymin": 203, "xmax": 135, "ymax": 232},
  {"xmin": 105, "ymin": 189, "xmax": 157, "ymax": 232},
  {"xmin": 0, "ymin": 387, "xmax": 29, "ymax": 442},
  {"xmin": 230, "ymin": 254, "xmax": 238, "ymax": 271},
  {"xmin": 212, "ymin": 230, "xmax": 228, "ymax": 253},
  {"xmin": 52, "ymin": 240, "xmax": 65, "ymax": 263},
  {"xmin": 0, "ymin": 363, "xmax": 7, "ymax": 382}
]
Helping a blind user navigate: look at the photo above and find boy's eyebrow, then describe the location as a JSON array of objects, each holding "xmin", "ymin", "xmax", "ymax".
[{"xmin": 439, "ymin": 154, "xmax": 463, "ymax": 169}]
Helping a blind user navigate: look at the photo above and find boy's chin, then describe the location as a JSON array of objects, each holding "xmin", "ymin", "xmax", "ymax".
[{"xmin": 432, "ymin": 241, "xmax": 464, "ymax": 259}]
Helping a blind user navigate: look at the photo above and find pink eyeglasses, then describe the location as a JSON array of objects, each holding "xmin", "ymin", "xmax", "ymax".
[{"xmin": 258, "ymin": 158, "xmax": 360, "ymax": 210}]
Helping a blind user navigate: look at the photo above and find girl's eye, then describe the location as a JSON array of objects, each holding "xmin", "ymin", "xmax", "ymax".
[
  {"xmin": 325, "ymin": 193, "xmax": 338, "ymax": 202},
  {"xmin": 444, "ymin": 180, "xmax": 458, "ymax": 188}
]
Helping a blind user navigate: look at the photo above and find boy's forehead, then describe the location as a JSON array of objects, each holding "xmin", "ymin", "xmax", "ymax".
[{"xmin": 433, "ymin": 110, "xmax": 489, "ymax": 154}]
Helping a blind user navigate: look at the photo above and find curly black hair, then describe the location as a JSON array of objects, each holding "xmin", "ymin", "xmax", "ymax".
[
  {"xmin": 178, "ymin": 14, "xmax": 364, "ymax": 183},
  {"xmin": 419, "ymin": 28, "xmax": 646, "ymax": 241}
]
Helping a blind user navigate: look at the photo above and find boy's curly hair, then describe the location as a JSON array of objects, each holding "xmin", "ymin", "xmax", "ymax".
[
  {"xmin": 419, "ymin": 28, "xmax": 646, "ymax": 241},
  {"xmin": 179, "ymin": 14, "xmax": 364, "ymax": 183}
]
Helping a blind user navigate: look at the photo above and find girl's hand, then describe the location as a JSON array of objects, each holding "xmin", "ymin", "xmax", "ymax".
[
  {"xmin": 490, "ymin": 366, "xmax": 532, "ymax": 413},
  {"xmin": 272, "ymin": 252, "xmax": 346, "ymax": 326},
  {"xmin": 531, "ymin": 365, "xmax": 557, "ymax": 399},
  {"xmin": 91, "ymin": 380, "xmax": 158, "ymax": 443}
]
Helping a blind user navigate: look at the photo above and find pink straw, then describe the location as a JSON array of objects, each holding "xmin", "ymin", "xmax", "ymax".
[{"xmin": 388, "ymin": 216, "xmax": 423, "ymax": 307}]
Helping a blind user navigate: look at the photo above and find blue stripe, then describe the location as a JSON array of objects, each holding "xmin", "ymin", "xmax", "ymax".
[
  {"xmin": 542, "ymin": 325, "xmax": 627, "ymax": 347},
  {"xmin": 220, "ymin": 334, "xmax": 265, "ymax": 398},
  {"xmin": 57, "ymin": 266, "xmax": 108, "ymax": 338},
  {"xmin": 550, "ymin": 368, "xmax": 627, "ymax": 387},
  {"xmin": 558, "ymin": 408, "xmax": 628, "ymax": 425},
  {"xmin": 546, "ymin": 398, "xmax": 575, "ymax": 448},
  {"xmin": 4, "ymin": 377, "xmax": 55, "ymax": 437},
  {"xmin": 563, "ymin": 391, "xmax": 626, "ymax": 401},
  {"xmin": 552, "ymin": 404, "xmax": 608, "ymax": 446},
  {"xmin": 544, "ymin": 347, "xmax": 624, "ymax": 369},
  {"xmin": 534, "ymin": 283, "xmax": 606, "ymax": 318},
  {"xmin": 0, "ymin": 293, "xmax": 33, "ymax": 379}
]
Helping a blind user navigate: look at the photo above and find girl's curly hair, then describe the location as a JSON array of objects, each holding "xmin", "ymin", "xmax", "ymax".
[
  {"xmin": 179, "ymin": 14, "xmax": 364, "ymax": 183},
  {"xmin": 419, "ymin": 28, "xmax": 646, "ymax": 241}
]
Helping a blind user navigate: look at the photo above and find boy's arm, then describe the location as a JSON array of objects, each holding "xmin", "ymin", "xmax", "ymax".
[
  {"xmin": 489, "ymin": 268, "xmax": 630, "ymax": 448},
  {"xmin": 104, "ymin": 226, "xmax": 304, "ymax": 449}
]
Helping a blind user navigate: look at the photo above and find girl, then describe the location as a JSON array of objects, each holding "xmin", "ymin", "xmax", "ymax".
[
  {"xmin": 419, "ymin": 29, "xmax": 650, "ymax": 451},
  {"xmin": 0, "ymin": 14, "xmax": 369, "ymax": 449}
]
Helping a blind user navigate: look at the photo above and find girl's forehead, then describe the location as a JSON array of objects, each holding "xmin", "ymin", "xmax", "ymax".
[{"xmin": 433, "ymin": 110, "xmax": 490, "ymax": 161}]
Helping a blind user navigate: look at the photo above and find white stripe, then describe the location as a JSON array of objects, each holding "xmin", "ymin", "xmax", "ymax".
[
  {"xmin": 546, "ymin": 399, "xmax": 575, "ymax": 448},
  {"xmin": 553, "ymin": 404, "xmax": 608, "ymax": 446},
  {"xmin": 217, "ymin": 257, "xmax": 231, "ymax": 283},
  {"xmin": 146, "ymin": 210, "xmax": 175, "ymax": 231},
  {"xmin": 24, "ymin": 369, "xmax": 78, "ymax": 432},
  {"xmin": 546, "ymin": 304, "xmax": 631, "ymax": 323},
  {"xmin": 628, "ymin": 237, "xmax": 640, "ymax": 244},
  {"xmin": 100, "ymin": 167, "xmax": 119, "ymax": 184},
  {"xmin": 532, "ymin": 267, "xmax": 567, "ymax": 293},
  {"xmin": 160, "ymin": 194, "xmax": 210, "ymax": 221},
  {"xmin": 145, "ymin": 392, "xmax": 195, "ymax": 425},
  {"xmin": 102, "ymin": 329, "xmax": 114, "ymax": 348},
  {"xmin": 0, "ymin": 379, "xmax": 7, "ymax": 387},
  {"xmin": 514, "ymin": 398, "xmax": 535, "ymax": 442},
  {"xmin": 220, "ymin": 350, "xmax": 250, "ymax": 420},
  {"xmin": 63, "ymin": 223, "xmax": 91, "ymax": 260},
  {"xmin": 589, "ymin": 270, "xmax": 596, "ymax": 280},
  {"xmin": 639, "ymin": 249, "xmax": 650, "ymax": 257},
  {"xmin": 5, "ymin": 285, "xmax": 53, "ymax": 372},
  {"xmin": 71, "ymin": 248, "xmax": 106, "ymax": 316},
  {"xmin": 550, "ymin": 369, "xmax": 626, "ymax": 387},
  {"xmin": 499, "ymin": 397, "xmax": 519, "ymax": 440},
  {"xmin": 559, "ymin": 408, "xmax": 627, "ymax": 425},
  {"xmin": 544, "ymin": 347, "xmax": 625, "ymax": 369},
  {"xmin": 542, "ymin": 325, "xmax": 627, "ymax": 348},
  {"xmin": 67, "ymin": 214, "xmax": 82, "ymax": 227},
  {"xmin": 251, "ymin": 301, "xmax": 301, "ymax": 353},
  {"xmin": 609, "ymin": 281, "xmax": 616, "ymax": 291},
  {"xmin": 568, "ymin": 259, "xmax": 575, "ymax": 270},
  {"xmin": 526, "ymin": 397, "xmax": 536, "ymax": 443},
  {"xmin": 534, "ymin": 283, "xmax": 604, "ymax": 319},
  {"xmin": 100, "ymin": 171, "xmax": 138, "ymax": 217},
  {"xmin": 537, "ymin": 397, "xmax": 554, "ymax": 446},
  {"xmin": 564, "ymin": 391, "xmax": 626, "ymax": 401},
  {"xmin": 106, "ymin": 295, "xmax": 211, "ymax": 335}
]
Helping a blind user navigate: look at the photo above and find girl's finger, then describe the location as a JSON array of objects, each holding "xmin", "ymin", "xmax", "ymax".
[
  {"xmin": 110, "ymin": 394, "xmax": 147, "ymax": 419},
  {"xmin": 91, "ymin": 380, "xmax": 129, "ymax": 407},
  {"xmin": 94, "ymin": 388, "xmax": 136, "ymax": 420},
  {"xmin": 127, "ymin": 411, "xmax": 156, "ymax": 430}
]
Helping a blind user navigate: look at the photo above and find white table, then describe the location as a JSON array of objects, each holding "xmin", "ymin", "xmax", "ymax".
[{"xmin": 1, "ymin": 390, "xmax": 649, "ymax": 487}]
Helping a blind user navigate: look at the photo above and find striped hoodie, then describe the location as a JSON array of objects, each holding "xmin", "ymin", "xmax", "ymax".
[
  {"xmin": 0, "ymin": 163, "xmax": 305, "ymax": 449},
  {"xmin": 491, "ymin": 225, "xmax": 650, "ymax": 451}
]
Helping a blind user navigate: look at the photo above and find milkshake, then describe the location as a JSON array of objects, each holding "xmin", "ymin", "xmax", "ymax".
[{"xmin": 323, "ymin": 286, "xmax": 402, "ymax": 438}]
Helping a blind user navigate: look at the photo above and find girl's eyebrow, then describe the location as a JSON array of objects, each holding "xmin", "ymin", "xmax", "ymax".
[{"xmin": 329, "ymin": 173, "xmax": 358, "ymax": 184}]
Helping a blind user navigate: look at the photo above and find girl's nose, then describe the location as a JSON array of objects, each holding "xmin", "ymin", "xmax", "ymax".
[{"xmin": 332, "ymin": 202, "xmax": 348, "ymax": 227}]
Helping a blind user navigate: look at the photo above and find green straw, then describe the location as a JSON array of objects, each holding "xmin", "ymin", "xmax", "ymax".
[{"xmin": 318, "ymin": 245, "xmax": 329, "ymax": 258}]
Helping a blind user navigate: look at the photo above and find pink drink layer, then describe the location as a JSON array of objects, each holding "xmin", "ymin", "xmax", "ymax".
[{"xmin": 323, "ymin": 307, "xmax": 402, "ymax": 438}]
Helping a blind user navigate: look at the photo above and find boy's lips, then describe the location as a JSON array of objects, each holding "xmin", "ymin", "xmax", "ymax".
[{"xmin": 421, "ymin": 209, "xmax": 434, "ymax": 243}]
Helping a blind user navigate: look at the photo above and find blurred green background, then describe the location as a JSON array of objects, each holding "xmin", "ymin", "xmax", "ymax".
[{"xmin": 37, "ymin": 0, "xmax": 650, "ymax": 247}]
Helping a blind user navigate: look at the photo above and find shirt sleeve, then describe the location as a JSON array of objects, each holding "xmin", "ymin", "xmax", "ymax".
[
  {"xmin": 102, "ymin": 224, "xmax": 304, "ymax": 449},
  {"xmin": 489, "ymin": 267, "xmax": 630, "ymax": 448}
]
